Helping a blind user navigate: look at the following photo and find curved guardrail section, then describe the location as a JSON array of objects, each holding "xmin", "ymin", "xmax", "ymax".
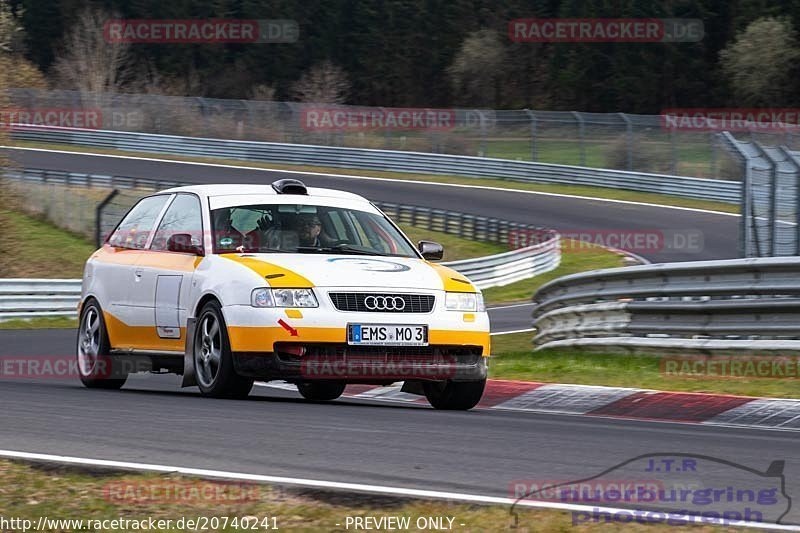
[
  {"xmin": 10, "ymin": 125, "xmax": 742, "ymax": 203},
  {"xmin": 0, "ymin": 236, "xmax": 561, "ymax": 320},
  {"xmin": 445, "ymin": 235, "xmax": 560, "ymax": 289},
  {"xmin": 531, "ymin": 257, "xmax": 800, "ymax": 352}
]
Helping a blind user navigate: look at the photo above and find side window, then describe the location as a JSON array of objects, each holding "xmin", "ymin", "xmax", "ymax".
[
  {"xmin": 108, "ymin": 195, "xmax": 170, "ymax": 250},
  {"xmin": 150, "ymin": 194, "xmax": 204, "ymax": 252}
]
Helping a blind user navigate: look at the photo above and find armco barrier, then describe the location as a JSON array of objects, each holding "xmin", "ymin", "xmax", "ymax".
[
  {"xmin": 531, "ymin": 257, "xmax": 800, "ymax": 352},
  {"xmin": 0, "ymin": 279, "xmax": 82, "ymax": 320},
  {"xmin": 10, "ymin": 125, "xmax": 742, "ymax": 203},
  {"xmin": 1, "ymin": 167, "xmax": 562, "ymax": 294},
  {"xmin": 0, "ymin": 234, "xmax": 559, "ymax": 319}
]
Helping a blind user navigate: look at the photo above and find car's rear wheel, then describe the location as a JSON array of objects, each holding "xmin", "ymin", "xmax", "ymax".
[
  {"xmin": 423, "ymin": 379, "xmax": 486, "ymax": 410},
  {"xmin": 76, "ymin": 300, "xmax": 127, "ymax": 389},
  {"xmin": 297, "ymin": 381, "xmax": 346, "ymax": 401},
  {"xmin": 194, "ymin": 301, "xmax": 254, "ymax": 399}
]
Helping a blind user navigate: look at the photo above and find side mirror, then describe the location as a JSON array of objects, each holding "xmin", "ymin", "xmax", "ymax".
[
  {"xmin": 167, "ymin": 233, "xmax": 203, "ymax": 255},
  {"xmin": 418, "ymin": 240, "xmax": 444, "ymax": 261}
]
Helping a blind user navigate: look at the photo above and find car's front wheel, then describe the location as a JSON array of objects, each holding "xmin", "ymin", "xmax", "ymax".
[
  {"xmin": 297, "ymin": 381, "xmax": 346, "ymax": 401},
  {"xmin": 194, "ymin": 301, "xmax": 254, "ymax": 399},
  {"xmin": 423, "ymin": 379, "xmax": 486, "ymax": 410},
  {"xmin": 76, "ymin": 300, "xmax": 127, "ymax": 389}
]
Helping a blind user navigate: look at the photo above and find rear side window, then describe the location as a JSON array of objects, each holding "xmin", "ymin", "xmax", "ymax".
[
  {"xmin": 150, "ymin": 194, "xmax": 204, "ymax": 252},
  {"xmin": 108, "ymin": 195, "xmax": 170, "ymax": 250}
]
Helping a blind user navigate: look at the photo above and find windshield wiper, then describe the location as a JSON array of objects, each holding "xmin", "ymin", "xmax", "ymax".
[{"xmin": 295, "ymin": 245, "xmax": 388, "ymax": 256}]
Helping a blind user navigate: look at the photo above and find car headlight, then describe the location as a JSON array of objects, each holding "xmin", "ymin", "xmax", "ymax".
[
  {"xmin": 251, "ymin": 288, "xmax": 318, "ymax": 308},
  {"xmin": 445, "ymin": 292, "xmax": 484, "ymax": 312}
]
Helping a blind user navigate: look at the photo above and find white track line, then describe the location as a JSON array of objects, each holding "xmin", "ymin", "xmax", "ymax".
[
  {"xmin": 491, "ymin": 328, "xmax": 535, "ymax": 336},
  {"xmin": 488, "ymin": 302, "xmax": 536, "ymax": 310},
  {"xmin": 2, "ymin": 145, "xmax": 739, "ymax": 217},
  {"xmin": 0, "ymin": 449, "xmax": 795, "ymax": 530}
]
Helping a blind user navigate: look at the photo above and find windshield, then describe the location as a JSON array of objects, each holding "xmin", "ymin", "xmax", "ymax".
[{"xmin": 211, "ymin": 203, "xmax": 419, "ymax": 257}]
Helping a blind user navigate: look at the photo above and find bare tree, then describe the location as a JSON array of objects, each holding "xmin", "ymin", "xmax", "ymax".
[
  {"xmin": 51, "ymin": 8, "xmax": 134, "ymax": 96},
  {"xmin": 0, "ymin": 1, "xmax": 45, "ymax": 90},
  {"xmin": 290, "ymin": 60, "xmax": 350, "ymax": 103},
  {"xmin": 448, "ymin": 29, "xmax": 505, "ymax": 107},
  {"xmin": 720, "ymin": 17, "xmax": 800, "ymax": 106}
]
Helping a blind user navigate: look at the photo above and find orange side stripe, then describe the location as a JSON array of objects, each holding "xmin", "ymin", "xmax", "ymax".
[{"xmin": 104, "ymin": 311, "xmax": 185, "ymax": 352}]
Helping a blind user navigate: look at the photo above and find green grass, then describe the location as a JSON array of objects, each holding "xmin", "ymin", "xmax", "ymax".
[
  {"xmin": 483, "ymin": 240, "xmax": 626, "ymax": 304},
  {"xmin": 0, "ymin": 207, "xmax": 96, "ymax": 278},
  {"xmin": 490, "ymin": 333, "xmax": 799, "ymax": 399},
  {"xmin": 0, "ymin": 316, "xmax": 77, "ymax": 329},
  {"xmin": 401, "ymin": 225, "xmax": 506, "ymax": 261},
  {"xmin": 13, "ymin": 140, "xmax": 739, "ymax": 214},
  {"xmin": 0, "ymin": 460, "xmax": 740, "ymax": 532}
]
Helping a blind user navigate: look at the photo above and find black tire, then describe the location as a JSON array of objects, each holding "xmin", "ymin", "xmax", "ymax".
[
  {"xmin": 76, "ymin": 299, "xmax": 127, "ymax": 389},
  {"xmin": 194, "ymin": 301, "xmax": 254, "ymax": 399},
  {"xmin": 297, "ymin": 381, "xmax": 346, "ymax": 401},
  {"xmin": 423, "ymin": 379, "xmax": 486, "ymax": 410}
]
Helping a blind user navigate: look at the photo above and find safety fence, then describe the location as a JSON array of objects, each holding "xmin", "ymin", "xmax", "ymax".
[
  {"xmin": 8, "ymin": 88, "xmax": 753, "ymax": 179},
  {"xmin": 719, "ymin": 132, "xmax": 800, "ymax": 258},
  {"xmin": 531, "ymin": 257, "xmax": 800, "ymax": 353},
  {"xmin": 10, "ymin": 124, "xmax": 743, "ymax": 204}
]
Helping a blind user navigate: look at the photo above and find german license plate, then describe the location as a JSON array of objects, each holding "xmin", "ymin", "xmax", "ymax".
[{"xmin": 348, "ymin": 324, "xmax": 428, "ymax": 346}]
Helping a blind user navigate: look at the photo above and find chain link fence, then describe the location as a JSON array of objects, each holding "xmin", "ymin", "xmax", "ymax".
[{"xmin": 8, "ymin": 88, "xmax": 781, "ymax": 180}]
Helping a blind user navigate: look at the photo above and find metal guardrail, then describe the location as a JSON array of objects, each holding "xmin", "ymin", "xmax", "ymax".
[
  {"xmin": 0, "ymin": 236, "xmax": 559, "ymax": 319},
  {"xmin": 445, "ymin": 235, "xmax": 561, "ymax": 289},
  {"xmin": 0, "ymin": 169, "xmax": 562, "ymax": 319},
  {"xmin": 11, "ymin": 125, "xmax": 742, "ymax": 203},
  {"xmin": 531, "ymin": 257, "xmax": 800, "ymax": 352},
  {"xmin": 0, "ymin": 279, "xmax": 82, "ymax": 320}
]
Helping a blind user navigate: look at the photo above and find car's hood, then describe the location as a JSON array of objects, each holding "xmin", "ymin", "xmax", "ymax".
[{"xmin": 221, "ymin": 253, "xmax": 474, "ymax": 292}]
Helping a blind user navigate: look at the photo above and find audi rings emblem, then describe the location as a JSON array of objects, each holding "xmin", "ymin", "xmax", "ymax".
[{"xmin": 364, "ymin": 295, "xmax": 406, "ymax": 311}]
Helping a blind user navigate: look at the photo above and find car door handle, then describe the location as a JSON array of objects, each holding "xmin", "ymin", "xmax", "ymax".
[{"xmin": 134, "ymin": 269, "xmax": 143, "ymax": 278}]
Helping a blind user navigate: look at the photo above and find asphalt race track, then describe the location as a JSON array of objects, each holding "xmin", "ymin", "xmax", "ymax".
[
  {"xmin": 7, "ymin": 148, "xmax": 739, "ymax": 264},
  {"xmin": 5, "ymin": 149, "xmax": 789, "ymax": 526},
  {"xmin": 1, "ymin": 330, "xmax": 799, "ymax": 526}
]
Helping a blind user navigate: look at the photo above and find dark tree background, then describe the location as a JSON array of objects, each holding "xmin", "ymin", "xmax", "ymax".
[{"xmin": 10, "ymin": 0, "xmax": 800, "ymax": 112}]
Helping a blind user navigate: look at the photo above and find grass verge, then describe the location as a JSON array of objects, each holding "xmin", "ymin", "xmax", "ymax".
[
  {"xmin": 490, "ymin": 333, "xmax": 799, "ymax": 398},
  {"xmin": 0, "ymin": 208, "xmax": 96, "ymax": 278},
  {"xmin": 483, "ymin": 241, "xmax": 626, "ymax": 304},
  {"xmin": 0, "ymin": 460, "xmax": 738, "ymax": 532},
  {"xmin": 401, "ymin": 226, "xmax": 506, "ymax": 261},
  {"xmin": 13, "ymin": 140, "xmax": 739, "ymax": 214},
  {"xmin": 0, "ymin": 316, "xmax": 77, "ymax": 329}
]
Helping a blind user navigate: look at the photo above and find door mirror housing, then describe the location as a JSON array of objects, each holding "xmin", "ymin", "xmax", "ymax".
[
  {"xmin": 418, "ymin": 240, "xmax": 444, "ymax": 260},
  {"xmin": 166, "ymin": 233, "xmax": 203, "ymax": 255}
]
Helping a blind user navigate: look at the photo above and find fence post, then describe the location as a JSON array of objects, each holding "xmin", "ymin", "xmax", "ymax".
[
  {"xmin": 619, "ymin": 112, "xmax": 633, "ymax": 171},
  {"xmin": 478, "ymin": 110, "xmax": 488, "ymax": 157},
  {"xmin": 95, "ymin": 189, "xmax": 119, "ymax": 247},
  {"xmin": 780, "ymin": 147, "xmax": 800, "ymax": 255},
  {"xmin": 571, "ymin": 111, "xmax": 585, "ymax": 166},
  {"xmin": 670, "ymin": 128, "xmax": 678, "ymax": 175},
  {"xmin": 525, "ymin": 109, "xmax": 537, "ymax": 161}
]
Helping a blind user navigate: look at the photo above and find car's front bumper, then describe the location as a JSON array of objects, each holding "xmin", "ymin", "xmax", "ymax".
[{"xmin": 232, "ymin": 347, "xmax": 488, "ymax": 383}]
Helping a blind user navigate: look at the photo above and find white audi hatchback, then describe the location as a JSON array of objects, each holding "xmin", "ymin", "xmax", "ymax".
[{"xmin": 77, "ymin": 179, "xmax": 490, "ymax": 409}]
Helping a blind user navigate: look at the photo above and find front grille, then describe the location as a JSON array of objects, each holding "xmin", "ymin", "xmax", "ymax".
[{"xmin": 329, "ymin": 293, "xmax": 435, "ymax": 313}]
